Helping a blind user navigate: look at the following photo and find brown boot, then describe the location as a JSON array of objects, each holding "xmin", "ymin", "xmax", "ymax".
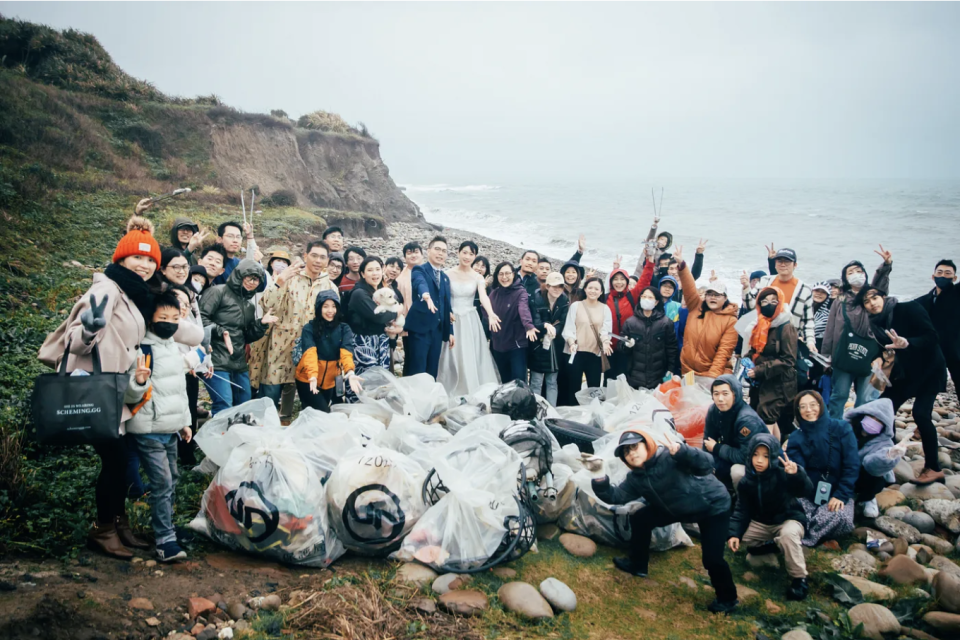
[
  {"xmin": 88, "ymin": 522, "xmax": 133, "ymax": 559},
  {"xmin": 915, "ymin": 468, "xmax": 946, "ymax": 485},
  {"xmin": 116, "ymin": 516, "xmax": 151, "ymax": 549}
]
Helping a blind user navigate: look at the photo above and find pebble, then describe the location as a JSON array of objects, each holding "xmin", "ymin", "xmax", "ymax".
[
  {"xmin": 492, "ymin": 567, "xmax": 517, "ymax": 579},
  {"xmin": 765, "ymin": 599, "xmax": 782, "ymax": 614},
  {"xmin": 901, "ymin": 482, "xmax": 956, "ymax": 502},
  {"xmin": 396, "ymin": 563, "xmax": 438, "ymax": 587},
  {"xmin": 735, "ymin": 585, "xmax": 759, "ymax": 602},
  {"xmin": 742, "ymin": 571, "xmax": 759, "ymax": 582},
  {"xmin": 497, "ymin": 581, "xmax": 554, "ymax": 619},
  {"xmin": 218, "ymin": 629, "xmax": 233, "ymax": 640},
  {"xmin": 558, "ymin": 532, "xmax": 597, "ymax": 558},
  {"xmin": 931, "ymin": 555, "xmax": 960, "ymax": 578},
  {"xmin": 841, "ymin": 575, "xmax": 896, "ymax": 600},
  {"xmin": 875, "ymin": 489, "xmax": 906, "ymax": 510},
  {"xmin": 246, "ymin": 594, "xmax": 280, "ymax": 611},
  {"xmin": 781, "ymin": 630, "xmax": 814, "ymax": 640},
  {"xmin": 902, "ymin": 511, "xmax": 937, "ymax": 535},
  {"xmin": 884, "ymin": 506, "xmax": 912, "ymax": 520},
  {"xmin": 225, "ymin": 602, "xmax": 247, "ymax": 621},
  {"xmin": 848, "ymin": 603, "xmax": 900, "ymax": 640},
  {"xmin": 923, "ymin": 611, "xmax": 960, "ymax": 635},
  {"xmin": 873, "ymin": 516, "xmax": 922, "ymax": 544},
  {"xmin": 539, "ymin": 577, "xmax": 577, "ymax": 612},
  {"xmin": 432, "ymin": 573, "xmax": 469, "ymax": 595},
  {"xmin": 849, "ymin": 549, "xmax": 877, "ymax": 568},
  {"xmin": 678, "ymin": 576, "xmax": 698, "ymax": 591},
  {"xmin": 144, "ymin": 560, "xmax": 157, "ymax": 568},
  {"xmin": 145, "ymin": 617, "xmax": 161, "ymax": 627},
  {"xmin": 129, "ymin": 597, "xmax": 154, "ymax": 610},
  {"xmin": 878, "ymin": 555, "xmax": 928, "ymax": 585},
  {"xmin": 412, "ymin": 598, "xmax": 436, "ymax": 614},
  {"xmin": 894, "ymin": 460, "xmax": 917, "ymax": 484},
  {"xmin": 922, "ymin": 533, "xmax": 955, "ymax": 555},
  {"xmin": 188, "ymin": 597, "xmax": 216, "ymax": 619},
  {"xmin": 932, "ymin": 571, "xmax": 960, "ymax": 614},
  {"xmin": 438, "ymin": 590, "xmax": 489, "ymax": 616},
  {"xmin": 831, "ymin": 554, "xmax": 876, "ymax": 578}
]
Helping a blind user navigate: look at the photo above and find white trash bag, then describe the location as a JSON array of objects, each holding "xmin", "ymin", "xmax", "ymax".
[
  {"xmin": 195, "ymin": 398, "xmax": 280, "ymax": 467},
  {"xmin": 375, "ymin": 415, "xmax": 453, "ymax": 471},
  {"xmin": 439, "ymin": 402, "xmax": 487, "ymax": 434},
  {"xmin": 189, "ymin": 441, "xmax": 345, "ymax": 567},
  {"xmin": 357, "ymin": 369, "xmax": 449, "ymax": 423},
  {"xmin": 427, "ymin": 430, "xmax": 523, "ymax": 502},
  {"xmin": 326, "ymin": 446, "xmax": 426, "ymax": 556}
]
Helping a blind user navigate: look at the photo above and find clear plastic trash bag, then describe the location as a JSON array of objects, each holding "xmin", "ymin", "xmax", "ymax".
[
  {"xmin": 375, "ymin": 415, "xmax": 453, "ymax": 471},
  {"xmin": 325, "ymin": 446, "xmax": 426, "ymax": 556},
  {"xmin": 189, "ymin": 441, "xmax": 345, "ymax": 567},
  {"xmin": 499, "ymin": 420, "xmax": 554, "ymax": 483},
  {"xmin": 330, "ymin": 402, "xmax": 393, "ymax": 426},
  {"xmin": 439, "ymin": 402, "xmax": 487, "ymax": 435},
  {"xmin": 425, "ymin": 430, "xmax": 523, "ymax": 504},
  {"xmin": 490, "ymin": 381, "xmax": 541, "ymax": 421},
  {"xmin": 195, "ymin": 398, "xmax": 280, "ymax": 467},
  {"xmin": 357, "ymin": 369, "xmax": 449, "ymax": 423},
  {"xmin": 654, "ymin": 384, "xmax": 713, "ymax": 448},
  {"xmin": 532, "ymin": 462, "xmax": 576, "ymax": 524},
  {"xmin": 394, "ymin": 458, "xmax": 517, "ymax": 572}
]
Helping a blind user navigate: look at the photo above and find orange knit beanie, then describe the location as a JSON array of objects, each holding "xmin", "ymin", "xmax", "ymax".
[{"xmin": 112, "ymin": 216, "xmax": 161, "ymax": 265}]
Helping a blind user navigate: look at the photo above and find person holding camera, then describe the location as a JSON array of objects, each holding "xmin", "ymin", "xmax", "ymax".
[{"xmin": 784, "ymin": 390, "xmax": 859, "ymax": 547}]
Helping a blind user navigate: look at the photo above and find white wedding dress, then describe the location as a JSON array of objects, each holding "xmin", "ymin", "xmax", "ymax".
[{"xmin": 437, "ymin": 272, "xmax": 500, "ymax": 397}]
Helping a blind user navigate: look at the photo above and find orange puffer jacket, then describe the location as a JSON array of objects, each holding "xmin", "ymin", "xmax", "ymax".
[{"xmin": 677, "ymin": 263, "xmax": 738, "ymax": 378}]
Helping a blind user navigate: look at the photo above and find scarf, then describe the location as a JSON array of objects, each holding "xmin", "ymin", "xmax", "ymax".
[
  {"xmin": 105, "ymin": 262, "xmax": 155, "ymax": 323},
  {"xmin": 749, "ymin": 287, "xmax": 785, "ymax": 360}
]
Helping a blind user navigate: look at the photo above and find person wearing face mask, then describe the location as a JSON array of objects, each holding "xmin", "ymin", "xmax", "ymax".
[
  {"xmin": 744, "ymin": 248, "xmax": 816, "ymax": 354},
  {"xmin": 917, "ymin": 259, "xmax": 960, "ymax": 389},
  {"xmin": 39, "ymin": 216, "xmax": 162, "ymax": 559},
  {"xmin": 606, "ymin": 250, "xmax": 656, "ymax": 378},
  {"xmin": 703, "ymin": 375, "xmax": 768, "ymax": 491},
  {"xmin": 785, "ymin": 390, "xmax": 859, "ymax": 547},
  {"xmin": 488, "ymin": 262, "xmax": 539, "ymax": 383},
  {"xmin": 674, "ymin": 246, "xmax": 738, "ymax": 384},
  {"xmin": 528, "ymin": 272, "xmax": 570, "ymax": 406},
  {"xmin": 200, "ymin": 259, "xmax": 278, "ymax": 414},
  {"xmin": 562, "ymin": 277, "xmax": 613, "ymax": 397},
  {"xmin": 743, "ymin": 288, "xmax": 798, "ymax": 441},
  {"xmin": 188, "ymin": 265, "xmax": 210, "ymax": 297},
  {"xmin": 295, "ymin": 290, "xmax": 363, "ymax": 412},
  {"xmin": 248, "ymin": 240, "xmax": 336, "ymax": 419},
  {"xmin": 859, "ymin": 285, "xmax": 946, "ymax": 485},
  {"xmin": 821, "ymin": 247, "xmax": 892, "ymax": 418},
  {"xmin": 589, "ymin": 431, "xmax": 739, "ymax": 614},
  {"xmin": 844, "ymin": 399, "xmax": 909, "ymax": 518},
  {"xmin": 618, "ymin": 287, "xmax": 679, "ymax": 390},
  {"xmin": 652, "ymin": 240, "xmax": 706, "ymax": 302},
  {"xmin": 123, "ymin": 291, "xmax": 199, "ymax": 563}
]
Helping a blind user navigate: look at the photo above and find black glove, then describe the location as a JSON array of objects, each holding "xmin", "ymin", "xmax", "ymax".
[{"xmin": 80, "ymin": 293, "xmax": 109, "ymax": 334}]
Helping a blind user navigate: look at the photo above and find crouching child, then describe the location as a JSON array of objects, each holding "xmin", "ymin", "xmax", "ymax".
[
  {"xmin": 124, "ymin": 291, "xmax": 197, "ymax": 562},
  {"xmin": 590, "ymin": 430, "xmax": 740, "ymax": 614},
  {"xmin": 727, "ymin": 433, "xmax": 813, "ymax": 600}
]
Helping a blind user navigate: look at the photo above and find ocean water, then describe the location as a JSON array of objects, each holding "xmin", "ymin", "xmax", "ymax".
[{"xmin": 402, "ymin": 179, "xmax": 960, "ymax": 300}]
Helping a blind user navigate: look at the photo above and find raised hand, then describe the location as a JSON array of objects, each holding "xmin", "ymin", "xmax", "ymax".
[
  {"xmin": 526, "ymin": 327, "xmax": 540, "ymax": 342},
  {"xmin": 585, "ymin": 268, "xmax": 597, "ymax": 280},
  {"xmin": 135, "ymin": 198, "xmax": 153, "ymax": 215},
  {"xmin": 261, "ymin": 308, "xmax": 279, "ymax": 325},
  {"xmin": 778, "ymin": 451, "xmax": 798, "ymax": 475},
  {"xmin": 740, "ymin": 270, "xmax": 750, "ymax": 290},
  {"xmin": 243, "ymin": 222, "xmax": 254, "ymax": 240},
  {"xmin": 666, "ymin": 440, "xmax": 681, "ymax": 456},
  {"xmin": 885, "ymin": 329, "xmax": 909, "ymax": 350},
  {"xmin": 612, "ymin": 255, "xmax": 622, "ymax": 271},
  {"xmin": 672, "ymin": 245, "xmax": 684, "ymax": 264},
  {"xmin": 187, "ymin": 230, "xmax": 208, "ymax": 252},
  {"xmin": 80, "ymin": 294, "xmax": 109, "ymax": 334},
  {"xmin": 765, "ymin": 243, "xmax": 776, "ymax": 259},
  {"xmin": 222, "ymin": 330, "xmax": 234, "ymax": 355},
  {"xmin": 696, "ymin": 239, "xmax": 709, "ymax": 254},
  {"xmin": 134, "ymin": 354, "xmax": 152, "ymax": 384},
  {"xmin": 875, "ymin": 244, "xmax": 892, "ymax": 265},
  {"xmin": 709, "ymin": 269, "xmax": 718, "ymax": 282},
  {"xmin": 578, "ymin": 234, "xmax": 587, "ymax": 254},
  {"xmin": 276, "ymin": 261, "xmax": 304, "ymax": 286}
]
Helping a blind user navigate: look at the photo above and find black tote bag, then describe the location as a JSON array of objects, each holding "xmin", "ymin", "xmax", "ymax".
[
  {"xmin": 32, "ymin": 341, "xmax": 130, "ymax": 445},
  {"xmin": 831, "ymin": 303, "xmax": 880, "ymax": 377}
]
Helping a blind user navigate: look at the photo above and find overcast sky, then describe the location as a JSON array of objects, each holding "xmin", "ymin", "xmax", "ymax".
[{"xmin": 3, "ymin": 2, "xmax": 959, "ymax": 183}]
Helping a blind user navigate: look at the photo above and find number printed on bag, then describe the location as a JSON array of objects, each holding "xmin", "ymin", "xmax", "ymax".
[{"xmin": 361, "ymin": 454, "xmax": 393, "ymax": 468}]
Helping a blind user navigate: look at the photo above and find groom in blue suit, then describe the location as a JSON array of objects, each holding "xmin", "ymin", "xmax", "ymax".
[{"xmin": 405, "ymin": 236, "xmax": 455, "ymax": 378}]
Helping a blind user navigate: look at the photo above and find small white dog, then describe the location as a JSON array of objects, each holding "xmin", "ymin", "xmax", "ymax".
[{"xmin": 373, "ymin": 287, "xmax": 405, "ymax": 330}]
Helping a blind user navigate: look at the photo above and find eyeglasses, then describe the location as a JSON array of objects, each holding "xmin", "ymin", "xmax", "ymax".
[{"xmin": 166, "ymin": 265, "xmax": 189, "ymax": 273}]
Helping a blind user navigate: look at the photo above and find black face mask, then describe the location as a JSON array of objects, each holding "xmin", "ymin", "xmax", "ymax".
[
  {"xmin": 934, "ymin": 276, "xmax": 954, "ymax": 290},
  {"xmin": 759, "ymin": 303, "xmax": 778, "ymax": 318},
  {"xmin": 152, "ymin": 321, "xmax": 179, "ymax": 340}
]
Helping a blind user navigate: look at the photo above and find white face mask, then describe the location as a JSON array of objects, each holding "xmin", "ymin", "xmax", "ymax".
[
  {"xmin": 191, "ymin": 279, "xmax": 204, "ymax": 293},
  {"xmin": 640, "ymin": 299, "xmax": 657, "ymax": 311},
  {"xmin": 273, "ymin": 262, "xmax": 287, "ymax": 275},
  {"xmin": 848, "ymin": 272, "xmax": 866, "ymax": 288}
]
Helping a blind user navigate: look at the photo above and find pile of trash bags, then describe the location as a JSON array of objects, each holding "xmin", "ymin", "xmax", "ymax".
[{"xmin": 190, "ymin": 372, "xmax": 712, "ymax": 571}]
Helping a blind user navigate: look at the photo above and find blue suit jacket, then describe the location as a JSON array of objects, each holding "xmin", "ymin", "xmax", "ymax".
[{"xmin": 407, "ymin": 263, "xmax": 454, "ymax": 341}]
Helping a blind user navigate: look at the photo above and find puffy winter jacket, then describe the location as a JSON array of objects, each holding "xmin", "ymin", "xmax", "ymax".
[
  {"xmin": 124, "ymin": 331, "xmax": 192, "ymax": 435},
  {"xmin": 619, "ymin": 305, "xmax": 679, "ymax": 390},
  {"xmin": 871, "ymin": 300, "xmax": 947, "ymax": 398},
  {"xmin": 729, "ymin": 433, "xmax": 813, "ymax": 539},
  {"xmin": 200, "ymin": 259, "xmax": 268, "ymax": 372},
  {"xmin": 845, "ymin": 398, "xmax": 900, "ymax": 478},
  {"xmin": 606, "ymin": 261, "xmax": 654, "ymax": 347},
  {"xmin": 918, "ymin": 280, "xmax": 960, "ymax": 361},
  {"xmin": 528, "ymin": 289, "xmax": 569, "ymax": 374},
  {"xmin": 746, "ymin": 312, "xmax": 798, "ymax": 424},
  {"xmin": 821, "ymin": 259, "xmax": 891, "ymax": 361},
  {"xmin": 295, "ymin": 290, "xmax": 357, "ymax": 390},
  {"xmin": 704, "ymin": 374, "xmax": 768, "ymax": 485},
  {"xmin": 786, "ymin": 413, "xmax": 859, "ymax": 503},
  {"xmin": 678, "ymin": 261, "xmax": 738, "ymax": 377},
  {"xmin": 592, "ymin": 437, "xmax": 730, "ymax": 521}
]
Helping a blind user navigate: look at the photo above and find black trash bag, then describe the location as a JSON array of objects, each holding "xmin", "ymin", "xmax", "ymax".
[
  {"xmin": 490, "ymin": 381, "xmax": 540, "ymax": 421},
  {"xmin": 499, "ymin": 420, "xmax": 554, "ymax": 484},
  {"xmin": 544, "ymin": 418, "xmax": 606, "ymax": 454}
]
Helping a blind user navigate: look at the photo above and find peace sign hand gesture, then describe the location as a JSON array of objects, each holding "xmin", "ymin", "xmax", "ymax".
[
  {"xmin": 578, "ymin": 234, "xmax": 587, "ymax": 254},
  {"xmin": 765, "ymin": 243, "xmax": 776, "ymax": 259},
  {"xmin": 187, "ymin": 230, "xmax": 209, "ymax": 253},
  {"xmin": 672, "ymin": 245, "xmax": 684, "ymax": 264},
  {"xmin": 666, "ymin": 440, "xmax": 682, "ymax": 456},
  {"xmin": 80, "ymin": 294, "xmax": 109, "ymax": 334},
  {"xmin": 778, "ymin": 451, "xmax": 798, "ymax": 475},
  {"xmin": 875, "ymin": 244, "xmax": 893, "ymax": 265},
  {"xmin": 885, "ymin": 329, "xmax": 909, "ymax": 350},
  {"xmin": 134, "ymin": 354, "xmax": 152, "ymax": 385},
  {"xmin": 696, "ymin": 239, "xmax": 709, "ymax": 254},
  {"xmin": 612, "ymin": 255, "xmax": 623, "ymax": 271}
]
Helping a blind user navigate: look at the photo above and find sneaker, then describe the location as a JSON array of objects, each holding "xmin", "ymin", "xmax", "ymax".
[
  {"xmin": 613, "ymin": 557, "xmax": 648, "ymax": 577},
  {"xmin": 156, "ymin": 541, "xmax": 187, "ymax": 563},
  {"xmin": 786, "ymin": 577, "xmax": 809, "ymax": 601},
  {"xmin": 707, "ymin": 599, "xmax": 739, "ymax": 614},
  {"xmin": 915, "ymin": 468, "xmax": 945, "ymax": 485},
  {"xmin": 862, "ymin": 498, "xmax": 879, "ymax": 519}
]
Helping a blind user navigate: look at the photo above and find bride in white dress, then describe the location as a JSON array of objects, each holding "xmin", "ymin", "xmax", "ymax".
[{"xmin": 437, "ymin": 241, "xmax": 502, "ymax": 396}]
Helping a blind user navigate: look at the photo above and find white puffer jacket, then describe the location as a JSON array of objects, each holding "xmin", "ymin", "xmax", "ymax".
[{"xmin": 124, "ymin": 331, "xmax": 193, "ymax": 435}]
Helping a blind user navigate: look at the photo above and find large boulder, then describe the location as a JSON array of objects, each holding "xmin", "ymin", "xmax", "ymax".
[
  {"xmin": 498, "ymin": 582, "xmax": 554, "ymax": 619},
  {"xmin": 847, "ymin": 603, "xmax": 900, "ymax": 640},
  {"xmin": 932, "ymin": 556, "xmax": 960, "ymax": 579},
  {"xmin": 923, "ymin": 611, "xmax": 960, "ymax": 635},
  {"xmin": 932, "ymin": 571, "xmax": 960, "ymax": 614},
  {"xmin": 840, "ymin": 575, "xmax": 896, "ymax": 600},
  {"xmin": 901, "ymin": 511, "xmax": 936, "ymax": 535},
  {"xmin": 883, "ymin": 506, "xmax": 912, "ymax": 520},
  {"xmin": 901, "ymin": 482, "xmax": 956, "ymax": 501},
  {"xmin": 878, "ymin": 555, "xmax": 927, "ymax": 585},
  {"xmin": 894, "ymin": 460, "xmax": 917, "ymax": 484},
  {"xmin": 922, "ymin": 499, "xmax": 960, "ymax": 533},
  {"xmin": 922, "ymin": 534, "xmax": 955, "ymax": 555},
  {"xmin": 873, "ymin": 516, "xmax": 922, "ymax": 544}
]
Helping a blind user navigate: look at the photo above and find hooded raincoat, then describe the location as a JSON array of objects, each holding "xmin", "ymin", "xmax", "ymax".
[
  {"xmin": 703, "ymin": 374, "xmax": 768, "ymax": 485},
  {"xmin": 844, "ymin": 399, "xmax": 900, "ymax": 478},
  {"xmin": 200, "ymin": 259, "xmax": 268, "ymax": 373}
]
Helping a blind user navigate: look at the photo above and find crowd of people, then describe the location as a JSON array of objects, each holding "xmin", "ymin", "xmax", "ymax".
[{"xmin": 38, "ymin": 200, "xmax": 959, "ymax": 613}]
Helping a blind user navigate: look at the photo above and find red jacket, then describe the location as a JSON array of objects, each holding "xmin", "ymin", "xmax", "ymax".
[{"xmin": 607, "ymin": 260, "xmax": 654, "ymax": 347}]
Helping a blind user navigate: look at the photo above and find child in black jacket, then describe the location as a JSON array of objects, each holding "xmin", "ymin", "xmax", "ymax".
[
  {"xmin": 589, "ymin": 430, "xmax": 739, "ymax": 614},
  {"xmin": 727, "ymin": 433, "xmax": 813, "ymax": 601}
]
